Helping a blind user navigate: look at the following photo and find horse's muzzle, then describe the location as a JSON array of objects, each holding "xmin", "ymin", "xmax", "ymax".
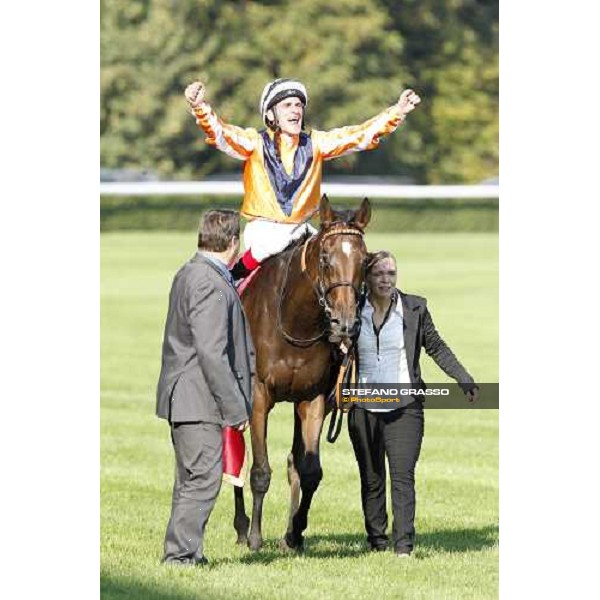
[{"xmin": 328, "ymin": 316, "xmax": 360, "ymax": 342}]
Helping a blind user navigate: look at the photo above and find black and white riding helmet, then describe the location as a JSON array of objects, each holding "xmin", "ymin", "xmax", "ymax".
[{"xmin": 259, "ymin": 78, "xmax": 308, "ymax": 129}]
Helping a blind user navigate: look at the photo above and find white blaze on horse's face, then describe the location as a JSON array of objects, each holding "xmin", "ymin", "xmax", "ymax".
[{"xmin": 341, "ymin": 241, "xmax": 353, "ymax": 257}]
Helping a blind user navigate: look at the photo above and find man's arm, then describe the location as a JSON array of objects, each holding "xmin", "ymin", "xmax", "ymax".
[
  {"xmin": 185, "ymin": 81, "xmax": 257, "ymax": 161},
  {"xmin": 188, "ymin": 278, "xmax": 251, "ymax": 426},
  {"xmin": 421, "ymin": 305, "xmax": 478, "ymax": 398},
  {"xmin": 313, "ymin": 89, "xmax": 421, "ymax": 160}
]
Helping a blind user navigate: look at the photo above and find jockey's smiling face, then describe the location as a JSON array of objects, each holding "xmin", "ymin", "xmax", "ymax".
[{"xmin": 267, "ymin": 97, "xmax": 304, "ymax": 136}]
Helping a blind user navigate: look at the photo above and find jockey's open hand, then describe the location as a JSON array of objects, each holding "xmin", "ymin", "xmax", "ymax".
[
  {"xmin": 185, "ymin": 81, "xmax": 206, "ymax": 108},
  {"xmin": 396, "ymin": 89, "xmax": 421, "ymax": 117}
]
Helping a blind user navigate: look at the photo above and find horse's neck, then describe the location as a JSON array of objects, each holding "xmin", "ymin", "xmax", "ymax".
[{"xmin": 280, "ymin": 240, "xmax": 322, "ymax": 322}]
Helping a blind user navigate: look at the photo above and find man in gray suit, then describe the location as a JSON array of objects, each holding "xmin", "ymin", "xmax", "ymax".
[{"xmin": 156, "ymin": 209, "xmax": 255, "ymax": 565}]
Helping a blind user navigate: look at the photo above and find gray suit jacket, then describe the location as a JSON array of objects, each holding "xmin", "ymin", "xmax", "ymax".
[{"xmin": 156, "ymin": 252, "xmax": 255, "ymax": 425}]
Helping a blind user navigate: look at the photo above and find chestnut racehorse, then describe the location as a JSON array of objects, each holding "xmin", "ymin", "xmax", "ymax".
[{"xmin": 234, "ymin": 195, "xmax": 371, "ymax": 551}]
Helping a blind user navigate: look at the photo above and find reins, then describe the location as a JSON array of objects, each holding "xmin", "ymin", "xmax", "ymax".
[
  {"xmin": 276, "ymin": 241, "xmax": 324, "ymax": 347},
  {"xmin": 325, "ymin": 340, "xmax": 358, "ymax": 443}
]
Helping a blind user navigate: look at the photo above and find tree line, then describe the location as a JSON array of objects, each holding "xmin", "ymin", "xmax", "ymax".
[{"xmin": 101, "ymin": 0, "xmax": 498, "ymax": 184}]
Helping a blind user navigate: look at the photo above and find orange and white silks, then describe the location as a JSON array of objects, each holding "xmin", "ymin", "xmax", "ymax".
[{"xmin": 193, "ymin": 103, "xmax": 404, "ymax": 224}]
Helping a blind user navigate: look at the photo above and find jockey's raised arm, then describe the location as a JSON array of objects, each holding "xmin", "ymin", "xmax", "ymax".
[
  {"xmin": 186, "ymin": 81, "xmax": 256, "ymax": 160},
  {"xmin": 190, "ymin": 102, "xmax": 258, "ymax": 161},
  {"xmin": 313, "ymin": 109, "xmax": 403, "ymax": 160},
  {"xmin": 313, "ymin": 88, "xmax": 421, "ymax": 159}
]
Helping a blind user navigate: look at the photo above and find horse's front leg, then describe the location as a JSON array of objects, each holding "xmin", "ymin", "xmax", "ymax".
[
  {"xmin": 281, "ymin": 409, "xmax": 302, "ymax": 551},
  {"xmin": 248, "ymin": 382, "xmax": 273, "ymax": 551},
  {"xmin": 283, "ymin": 394, "xmax": 325, "ymax": 550}
]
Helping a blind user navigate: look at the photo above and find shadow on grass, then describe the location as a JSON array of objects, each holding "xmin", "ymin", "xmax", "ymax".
[
  {"xmin": 232, "ymin": 532, "xmax": 366, "ymax": 565},
  {"xmin": 100, "ymin": 573, "xmax": 232, "ymax": 600},
  {"xmin": 218, "ymin": 524, "xmax": 498, "ymax": 566},
  {"xmin": 418, "ymin": 524, "xmax": 498, "ymax": 555}
]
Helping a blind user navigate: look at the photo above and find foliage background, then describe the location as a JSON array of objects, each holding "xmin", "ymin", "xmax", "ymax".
[{"xmin": 100, "ymin": 0, "xmax": 498, "ymax": 184}]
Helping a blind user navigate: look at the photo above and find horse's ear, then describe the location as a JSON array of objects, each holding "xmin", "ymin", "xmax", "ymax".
[
  {"xmin": 319, "ymin": 194, "xmax": 333, "ymax": 228},
  {"xmin": 351, "ymin": 198, "xmax": 371, "ymax": 231}
]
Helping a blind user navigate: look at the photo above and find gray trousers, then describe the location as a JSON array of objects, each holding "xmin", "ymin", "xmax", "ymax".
[{"xmin": 163, "ymin": 421, "xmax": 222, "ymax": 563}]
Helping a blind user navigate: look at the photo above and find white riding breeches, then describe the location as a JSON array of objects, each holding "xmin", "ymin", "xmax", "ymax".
[{"xmin": 243, "ymin": 220, "xmax": 317, "ymax": 262}]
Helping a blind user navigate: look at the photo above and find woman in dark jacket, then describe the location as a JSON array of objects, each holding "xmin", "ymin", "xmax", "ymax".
[{"xmin": 348, "ymin": 251, "xmax": 478, "ymax": 557}]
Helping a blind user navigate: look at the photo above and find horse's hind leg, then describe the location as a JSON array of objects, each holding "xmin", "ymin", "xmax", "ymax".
[
  {"xmin": 283, "ymin": 395, "xmax": 325, "ymax": 550},
  {"xmin": 248, "ymin": 382, "xmax": 273, "ymax": 551},
  {"xmin": 233, "ymin": 486, "xmax": 249, "ymax": 545}
]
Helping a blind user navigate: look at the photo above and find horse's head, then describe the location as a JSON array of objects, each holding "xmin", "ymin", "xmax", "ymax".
[{"xmin": 311, "ymin": 194, "xmax": 371, "ymax": 344}]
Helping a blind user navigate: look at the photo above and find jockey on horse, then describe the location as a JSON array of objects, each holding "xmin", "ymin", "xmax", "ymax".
[{"xmin": 184, "ymin": 78, "xmax": 421, "ymax": 280}]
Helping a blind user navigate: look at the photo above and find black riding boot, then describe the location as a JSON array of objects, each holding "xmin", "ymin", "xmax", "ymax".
[{"xmin": 230, "ymin": 258, "xmax": 252, "ymax": 281}]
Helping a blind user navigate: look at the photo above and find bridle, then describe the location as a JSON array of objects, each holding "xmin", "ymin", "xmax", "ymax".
[{"xmin": 277, "ymin": 224, "xmax": 367, "ymax": 347}]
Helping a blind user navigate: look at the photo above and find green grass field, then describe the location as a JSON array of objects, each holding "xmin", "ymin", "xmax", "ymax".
[{"xmin": 101, "ymin": 231, "xmax": 498, "ymax": 600}]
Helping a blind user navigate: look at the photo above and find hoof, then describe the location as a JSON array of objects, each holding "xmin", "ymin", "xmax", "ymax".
[
  {"xmin": 233, "ymin": 516, "xmax": 250, "ymax": 546},
  {"xmin": 247, "ymin": 536, "xmax": 263, "ymax": 552},
  {"xmin": 279, "ymin": 532, "xmax": 304, "ymax": 552}
]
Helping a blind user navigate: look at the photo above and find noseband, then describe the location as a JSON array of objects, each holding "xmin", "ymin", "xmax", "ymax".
[{"xmin": 277, "ymin": 225, "xmax": 367, "ymax": 347}]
